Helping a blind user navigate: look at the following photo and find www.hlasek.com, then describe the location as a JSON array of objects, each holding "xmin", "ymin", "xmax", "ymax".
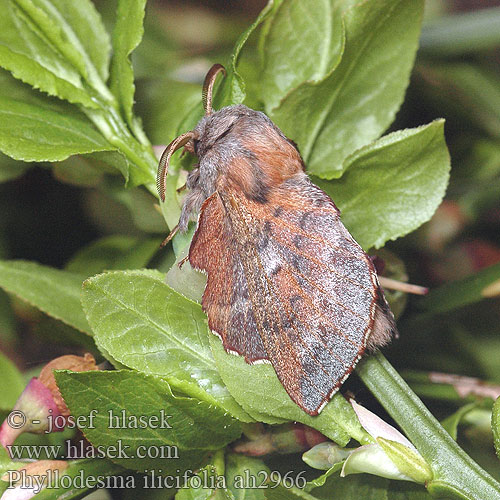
[
  {"xmin": 7, "ymin": 440, "xmax": 179, "ymax": 460},
  {"xmin": 5, "ymin": 468, "xmax": 308, "ymax": 494}
]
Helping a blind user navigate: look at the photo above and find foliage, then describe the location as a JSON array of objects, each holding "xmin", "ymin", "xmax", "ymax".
[{"xmin": 0, "ymin": 0, "xmax": 499, "ymax": 499}]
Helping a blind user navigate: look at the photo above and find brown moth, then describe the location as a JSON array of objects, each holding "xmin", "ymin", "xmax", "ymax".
[{"xmin": 157, "ymin": 64, "xmax": 397, "ymax": 416}]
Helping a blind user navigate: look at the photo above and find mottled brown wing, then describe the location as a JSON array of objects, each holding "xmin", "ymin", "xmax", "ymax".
[{"xmin": 189, "ymin": 177, "xmax": 392, "ymax": 415}]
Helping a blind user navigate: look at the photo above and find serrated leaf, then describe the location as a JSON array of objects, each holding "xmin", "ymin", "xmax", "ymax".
[
  {"xmin": 0, "ymin": 351, "xmax": 24, "ymax": 410},
  {"xmin": 0, "ymin": 260, "xmax": 90, "ymax": 333},
  {"xmin": 315, "ymin": 120, "xmax": 450, "ymax": 250},
  {"xmin": 81, "ymin": 271, "xmax": 252, "ymax": 422},
  {"xmin": 0, "ymin": 45, "xmax": 97, "ymax": 109},
  {"xmin": 0, "ymin": 96, "xmax": 113, "ymax": 162},
  {"xmin": 209, "ymin": 333, "xmax": 369, "ymax": 446},
  {"xmin": 270, "ymin": 0, "xmax": 424, "ymax": 178},
  {"xmin": 261, "ymin": 0, "xmax": 345, "ymax": 112},
  {"xmin": 11, "ymin": 0, "xmax": 111, "ymax": 95},
  {"xmin": 110, "ymin": 0, "xmax": 146, "ymax": 131},
  {"xmin": 55, "ymin": 370, "xmax": 241, "ymax": 471},
  {"xmin": 0, "ymin": 0, "xmax": 100, "ymax": 108}
]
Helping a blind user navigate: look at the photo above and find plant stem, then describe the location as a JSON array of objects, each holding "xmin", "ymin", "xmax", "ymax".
[
  {"xmin": 84, "ymin": 105, "xmax": 158, "ymax": 196},
  {"xmin": 357, "ymin": 352, "xmax": 500, "ymax": 499}
]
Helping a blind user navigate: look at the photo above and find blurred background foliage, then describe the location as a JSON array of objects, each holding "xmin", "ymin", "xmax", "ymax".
[{"xmin": 0, "ymin": 0, "xmax": 500, "ymax": 486}]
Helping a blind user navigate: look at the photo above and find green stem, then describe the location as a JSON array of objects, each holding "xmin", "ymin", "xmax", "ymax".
[
  {"xmin": 84, "ymin": 105, "xmax": 158, "ymax": 196},
  {"xmin": 357, "ymin": 352, "xmax": 500, "ymax": 499}
]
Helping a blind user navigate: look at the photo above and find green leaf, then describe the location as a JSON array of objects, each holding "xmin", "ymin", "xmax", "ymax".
[
  {"xmin": 493, "ymin": 397, "xmax": 500, "ymax": 461},
  {"xmin": 263, "ymin": 484, "xmax": 313, "ymax": 500},
  {"xmin": 106, "ymin": 184, "xmax": 166, "ymax": 233},
  {"xmin": 34, "ymin": 317, "xmax": 97, "ymax": 351},
  {"xmin": 110, "ymin": 0, "xmax": 147, "ymax": 133},
  {"xmin": 11, "ymin": 0, "xmax": 111, "ymax": 95},
  {"xmin": 176, "ymin": 464, "xmax": 233, "ymax": 500},
  {"xmin": 441, "ymin": 402, "xmax": 484, "ymax": 441},
  {"xmin": 214, "ymin": 0, "xmax": 276, "ymax": 109},
  {"xmin": 137, "ymin": 78, "xmax": 201, "ymax": 145},
  {"xmin": 261, "ymin": 0, "xmax": 345, "ymax": 112},
  {"xmin": 0, "ymin": 351, "xmax": 24, "ymax": 410},
  {"xmin": 0, "ymin": 69, "xmax": 115, "ymax": 163},
  {"xmin": 0, "ymin": 96, "xmax": 113, "ymax": 162},
  {"xmin": 81, "ymin": 271, "xmax": 252, "ymax": 422},
  {"xmin": 0, "ymin": 445, "xmax": 24, "ymax": 478},
  {"xmin": 0, "ymin": 0, "xmax": 100, "ymax": 108},
  {"xmin": 376, "ymin": 438, "xmax": 433, "ymax": 484},
  {"xmin": 32, "ymin": 460, "xmax": 126, "ymax": 500},
  {"xmin": 226, "ymin": 454, "xmax": 269, "ymax": 500},
  {"xmin": 271, "ymin": 0, "xmax": 424, "ymax": 178},
  {"xmin": 209, "ymin": 333, "xmax": 369, "ymax": 446},
  {"xmin": 0, "ymin": 260, "xmax": 90, "ymax": 334},
  {"xmin": 55, "ymin": 370, "xmax": 241, "ymax": 471},
  {"xmin": 304, "ymin": 472, "xmax": 433, "ymax": 500},
  {"xmin": 54, "ymin": 150, "xmax": 132, "ymax": 186},
  {"xmin": 419, "ymin": 262, "xmax": 500, "ymax": 314},
  {"xmin": 66, "ymin": 235, "xmax": 160, "ymax": 276},
  {"xmin": 0, "ymin": 45, "xmax": 97, "ymax": 110},
  {"xmin": 0, "ymin": 289, "xmax": 16, "ymax": 343},
  {"xmin": 315, "ymin": 120, "xmax": 450, "ymax": 249}
]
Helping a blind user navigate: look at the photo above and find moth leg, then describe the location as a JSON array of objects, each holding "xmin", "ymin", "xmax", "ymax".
[
  {"xmin": 178, "ymin": 255, "xmax": 189, "ymax": 268},
  {"xmin": 160, "ymin": 224, "xmax": 179, "ymax": 248}
]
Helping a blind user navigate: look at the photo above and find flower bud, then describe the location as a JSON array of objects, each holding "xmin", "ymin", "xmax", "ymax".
[
  {"xmin": 0, "ymin": 354, "xmax": 97, "ymax": 451},
  {"xmin": 302, "ymin": 442, "xmax": 351, "ymax": 470}
]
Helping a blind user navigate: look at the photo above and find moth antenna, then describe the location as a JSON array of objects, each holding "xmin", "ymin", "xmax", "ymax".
[
  {"xmin": 202, "ymin": 63, "xmax": 226, "ymax": 115},
  {"xmin": 157, "ymin": 132, "xmax": 195, "ymax": 202}
]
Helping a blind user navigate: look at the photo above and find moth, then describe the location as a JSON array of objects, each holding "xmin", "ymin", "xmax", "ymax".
[{"xmin": 157, "ymin": 64, "xmax": 397, "ymax": 416}]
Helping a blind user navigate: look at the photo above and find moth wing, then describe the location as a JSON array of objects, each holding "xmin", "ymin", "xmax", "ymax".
[{"xmin": 189, "ymin": 178, "xmax": 395, "ymax": 415}]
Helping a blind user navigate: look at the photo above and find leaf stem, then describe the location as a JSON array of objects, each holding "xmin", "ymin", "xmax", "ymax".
[
  {"xmin": 356, "ymin": 352, "xmax": 500, "ymax": 499},
  {"xmin": 84, "ymin": 105, "xmax": 158, "ymax": 194}
]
